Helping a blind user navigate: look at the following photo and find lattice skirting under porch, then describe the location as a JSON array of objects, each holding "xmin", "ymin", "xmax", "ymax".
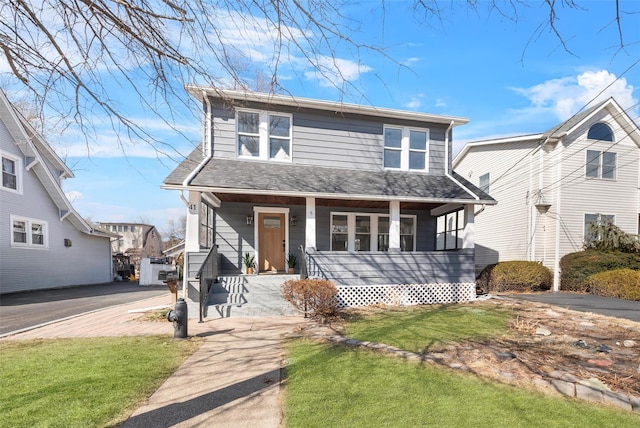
[{"xmin": 336, "ymin": 283, "xmax": 476, "ymax": 307}]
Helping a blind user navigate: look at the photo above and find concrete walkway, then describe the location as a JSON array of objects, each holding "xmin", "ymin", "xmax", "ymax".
[{"xmin": 1, "ymin": 293, "xmax": 307, "ymax": 427}]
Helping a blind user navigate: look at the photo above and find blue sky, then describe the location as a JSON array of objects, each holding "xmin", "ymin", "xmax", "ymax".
[{"xmin": 17, "ymin": 1, "xmax": 640, "ymax": 237}]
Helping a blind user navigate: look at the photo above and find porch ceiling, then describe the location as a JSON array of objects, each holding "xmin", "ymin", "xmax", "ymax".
[{"xmin": 213, "ymin": 192, "xmax": 439, "ymax": 210}]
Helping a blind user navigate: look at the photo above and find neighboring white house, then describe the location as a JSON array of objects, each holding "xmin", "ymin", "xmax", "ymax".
[
  {"xmin": 0, "ymin": 90, "xmax": 112, "ymax": 293},
  {"xmin": 453, "ymin": 98, "xmax": 640, "ymax": 289}
]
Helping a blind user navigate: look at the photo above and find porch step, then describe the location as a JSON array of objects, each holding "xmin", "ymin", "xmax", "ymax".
[{"xmin": 205, "ymin": 274, "xmax": 298, "ymax": 319}]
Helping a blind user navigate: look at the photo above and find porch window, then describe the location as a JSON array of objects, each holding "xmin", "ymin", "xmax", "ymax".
[
  {"xmin": 237, "ymin": 110, "xmax": 292, "ymax": 161},
  {"xmin": 331, "ymin": 213, "xmax": 416, "ymax": 251},
  {"xmin": 11, "ymin": 215, "xmax": 47, "ymax": 248},
  {"xmin": 436, "ymin": 209, "xmax": 464, "ymax": 250},
  {"xmin": 2, "ymin": 151, "xmax": 21, "ymax": 193},
  {"xmin": 199, "ymin": 202, "xmax": 215, "ymax": 249},
  {"xmin": 383, "ymin": 126, "xmax": 429, "ymax": 171}
]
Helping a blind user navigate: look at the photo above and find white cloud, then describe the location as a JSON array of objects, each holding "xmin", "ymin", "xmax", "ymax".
[
  {"xmin": 304, "ymin": 56, "xmax": 372, "ymax": 87},
  {"xmin": 512, "ymin": 69, "xmax": 638, "ymax": 121},
  {"xmin": 404, "ymin": 93, "xmax": 425, "ymax": 109}
]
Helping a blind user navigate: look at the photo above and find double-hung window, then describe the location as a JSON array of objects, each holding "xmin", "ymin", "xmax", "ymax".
[
  {"xmin": 1, "ymin": 151, "xmax": 21, "ymax": 193},
  {"xmin": 11, "ymin": 216, "xmax": 47, "ymax": 248},
  {"xmin": 479, "ymin": 173, "xmax": 490, "ymax": 193},
  {"xmin": 331, "ymin": 213, "xmax": 416, "ymax": 251},
  {"xmin": 383, "ymin": 126, "xmax": 429, "ymax": 171},
  {"xmin": 586, "ymin": 150, "xmax": 616, "ymax": 179},
  {"xmin": 584, "ymin": 213, "xmax": 615, "ymax": 243},
  {"xmin": 436, "ymin": 210, "xmax": 464, "ymax": 250},
  {"xmin": 237, "ymin": 110, "xmax": 292, "ymax": 161}
]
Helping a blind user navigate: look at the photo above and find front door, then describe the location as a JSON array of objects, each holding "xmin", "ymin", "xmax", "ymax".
[{"xmin": 258, "ymin": 213, "xmax": 285, "ymax": 272}]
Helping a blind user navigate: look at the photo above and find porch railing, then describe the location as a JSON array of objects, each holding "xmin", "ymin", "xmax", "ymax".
[{"xmin": 195, "ymin": 245, "xmax": 219, "ymax": 322}]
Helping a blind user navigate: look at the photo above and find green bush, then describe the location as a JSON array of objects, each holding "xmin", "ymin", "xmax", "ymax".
[
  {"xmin": 476, "ymin": 261, "xmax": 552, "ymax": 292},
  {"xmin": 584, "ymin": 269, "xmax": 640, "ymax": 301},
  {"xmin": 282, "ymin": 278, "xmax": 338, "ymax": 320},
  {"xmin": 559, "ymin": 250, "xmax": 640, "ymax": 292}
]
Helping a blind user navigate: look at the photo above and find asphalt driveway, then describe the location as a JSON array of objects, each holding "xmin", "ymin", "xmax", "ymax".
[{"xmin": 508, "ymin": 292, "xmax": 640, "ymax": 323}]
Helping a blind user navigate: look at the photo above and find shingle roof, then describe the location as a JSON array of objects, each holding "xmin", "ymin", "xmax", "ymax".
[{"xmin": 164, "ymin": 153, "xmax": 495, "ymax": 204}]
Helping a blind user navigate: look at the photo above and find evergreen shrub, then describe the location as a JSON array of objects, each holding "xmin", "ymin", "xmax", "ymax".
[
  {"xmin": 476, "ymin": 261, "xmax": 552, "ymax": 292},
  {"xmin": 584, "ymin": 269, "xmax": 640, "ymax": 301},
  {"xmin": 559, "ymin": 250, "xmax": 640, "ymax": 292}
]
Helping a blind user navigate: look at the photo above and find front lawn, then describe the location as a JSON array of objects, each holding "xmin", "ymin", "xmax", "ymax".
[
  {"xmin": 344, "ymin": 303, "xmax": 511, "ymax": 353},
  {"xmin": 0, "ymin": 336, "xmax": 201, "ymax": 427},
  {"xmin": 283, "ymin": 303, "xmax": 640, "ymax": 427}
]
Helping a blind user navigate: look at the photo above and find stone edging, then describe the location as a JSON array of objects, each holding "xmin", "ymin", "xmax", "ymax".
[{"xmin": 305, "ymin": 331, "xmax": 640, "ymax": 414}]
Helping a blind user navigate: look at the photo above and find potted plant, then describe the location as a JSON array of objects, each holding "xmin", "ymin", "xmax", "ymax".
[
  {"xmin": 243, "ymin": 252, "xmax": 255, "ymax": 274},
  {"xmin": 286, "ymin": 253, "xmax": 297, "ymax": 274}
]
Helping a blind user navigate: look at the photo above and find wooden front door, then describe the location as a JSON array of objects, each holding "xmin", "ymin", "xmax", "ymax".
[{"xmin": 258, "ymin": 213, "xmax": 285, "ymax": 272}]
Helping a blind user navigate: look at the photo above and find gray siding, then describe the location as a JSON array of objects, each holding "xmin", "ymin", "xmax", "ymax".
[
  {"xmin": 209, "ymin": 97, "xmax": 451, "ymax": 174},
  {"xmin": 1, "ymin": 126, "xmax": 111, "ymax": 293},
  {"xmin": 305, "ymin": 249, "xmax": 475, "ymax": 285}
]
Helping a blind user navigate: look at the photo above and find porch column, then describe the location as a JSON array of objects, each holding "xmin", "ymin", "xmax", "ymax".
[
  {"xmin": 389, "ymin": 200, "xmax": 401, "ymax": 251},
  {"xmin": 463, "ymin": 204, "xmax": 475, "ymax": 249},
  {"xmin": 184, "ymin": 191, "xmax": 201, "ymax": 252},
  {"xmin": 305, "ymin": 197, "xmax": 316, "ymax": 250}
]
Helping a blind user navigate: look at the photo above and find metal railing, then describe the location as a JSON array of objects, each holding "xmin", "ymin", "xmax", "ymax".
[{"xmin": 195, "ymin": 245, "xmax": 219, "ymax": 322}]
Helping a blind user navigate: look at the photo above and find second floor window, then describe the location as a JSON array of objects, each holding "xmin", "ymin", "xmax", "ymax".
[
  {"xmin": 383, "ymin": 126, "xmax": 428, "ymax": 171},
  {"xmin": 237, "ymin": 110, "xmax": 291, "ymax": 161},
  {"xmin": 479, "ymin": 173, "xmax": 490, "ymax": 193},
  {"xmin": 2, "ymin": 152, "xmax": 20, "ymax": 192},
  {"xmin": 586, "ymin": 150, "xmax": 616, "ymax": 179}
]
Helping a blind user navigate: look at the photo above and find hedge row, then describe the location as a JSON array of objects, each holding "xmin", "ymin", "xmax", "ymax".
[
  {"xmin": 584, "ymin": 269, "xmax": 640, "ymax": 301},
  {"xmin": 559, "ymin": 249, "xmax": 640, "ymax": 292}
]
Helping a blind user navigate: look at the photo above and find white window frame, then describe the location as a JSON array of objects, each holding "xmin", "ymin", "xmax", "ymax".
[
  {"xmin": 383, "ymin": 126, "xmax": 429, "ymax": 172},
  {"xmin": 236, "ymin": 109, "xmax": 292, "ymax": 162},
  {"xmin": 10, "ymin": 215, "xmax": 48, "ymax": 248},
  {"xmin": 585, "ymin": 150, "xmax": 617, "ymax": 180},
  {"xmin": 436, "ymin": 209, "xmax": 464, "ymax": 251},
  {"xmin": 1, "ymin": 150, "xmax": 22, "ymax": 194},
  {"xmin": 584, "ymin": 213, "xmax": 615, "ymax": 242},
  {"xmin": 330, "ymin": 212, "xmax": 416, "ymax": 252}
]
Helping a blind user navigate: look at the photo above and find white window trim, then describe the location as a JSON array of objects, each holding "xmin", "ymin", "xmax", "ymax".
[
  {"xmin": 583, "ymin": 213, "xmax": 615, "ymax": 241},
  {"xmin": 585, "ymin": 149, "xmax": 617, "ymax": 180},
  {"xmin": 330, "ymin": 212, "xmax": 417, "ymax": 252},
  {"xmin": 383, "ymin": 126, "xmax": 429, "ymax": 172},
  {"xmin": 236, "ymin": 109, "xmax": 292, "ymax": 162},
  {"xmin": 1, "ymin": 150, "xmax": 23, "ymax": 195},
  {"xmin": 10, "ymin": 215, "xmax": 48, "ymax": 249}
]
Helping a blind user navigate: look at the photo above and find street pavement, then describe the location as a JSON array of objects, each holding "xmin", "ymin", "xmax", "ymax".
[
  {"xmin": 507, "ymin": 292, "xmax": 640, "ymax": 322},
  {"xmin": 0, "ymin": 281, "xmax": 168, "ymax": 335}
]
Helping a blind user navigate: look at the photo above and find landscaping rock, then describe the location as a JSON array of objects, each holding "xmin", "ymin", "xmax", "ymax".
[
  {"xmin": 494, "ymin": 351, "xmax": 517, "ymax": 362},
  {"xmin": 623, "ymin": 340, "xmax": 637, "ymax": 348},
  {"xmin": 596, "ymin": 344, "xmax": 612, "ymax": 353},
  {"xmin": 574, "ymin": 339, "xmax": 589, "ymax": 348},
  {"xmin": 535, "ymin": 328, "xmax": 551, "ymax": 336},
  {"xmin": 587, "ymin": 359, "xmax": 614, "ymax": 368},
  {"xmin": 579, "ymin": 377, "xmax": 611, "ymax": 392}
]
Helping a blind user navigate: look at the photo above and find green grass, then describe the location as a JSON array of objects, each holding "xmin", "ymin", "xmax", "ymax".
[
  {"xmin": 284, "ymin": 340, "xmax": 640, "ymax": 428},
  {"xmin": 344, "ymin": 303, "xmax": 511, "ymax": 353},
  {"xmin": 0, "ymin": 336, "xmax": 201, "ymax": 428}
]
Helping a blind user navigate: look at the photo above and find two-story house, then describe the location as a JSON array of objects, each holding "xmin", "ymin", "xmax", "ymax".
[
  {"xmin": 163, "ymin": 87, "xmax": 495, "ymax": 310},
  {"xmin": 453, "ymin": 98, "xmax": 640, "ymax": 290},
  {"xmin": 95, "ymin": 222, "xmax": 164, "ymax": 269},
  {"xmin": 0, "ymin": 90, "xmax": 112, "ymax": 293}
]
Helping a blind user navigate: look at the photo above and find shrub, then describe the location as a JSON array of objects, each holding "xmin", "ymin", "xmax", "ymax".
[
  {"xmin": 584, "ymin": 216, "xmax": 640, "ymax": 253},
  {"xmin": 584, "ymin": 269, "xmax": 640, "ymax": 301},
  {"xmin": 282, "ymin": 278, "xmax": 338, "ymax": 320},
  {"xmin": 559, "ymin": 250, "xmax": 640, "ymax": 292},
  {"xmin": 476, "ymin": 261, "xmax": 552, "ymax": 292}
]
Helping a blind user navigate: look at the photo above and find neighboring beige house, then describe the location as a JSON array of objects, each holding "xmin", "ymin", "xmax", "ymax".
[
  {"xmin": 96, "ymin": 222, "xmax": 163, "ymax": 268},
  {"xmin": 453, "ymin": 98, "xmax": 640, "ymax": 289}
]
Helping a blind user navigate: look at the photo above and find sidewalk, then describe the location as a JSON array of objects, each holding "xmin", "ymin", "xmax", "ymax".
[{"xmin": 2, "ymin": 293, "xmax": 308, "ymax": 427}]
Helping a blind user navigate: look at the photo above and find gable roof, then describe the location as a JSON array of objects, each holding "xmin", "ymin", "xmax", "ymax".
[
  {"xmin": 0, "ymin": 90, "xmax": 106, "ymax": 237},
  {"xmin": 453, "ymin": 97, "xmax": 640, "ymax": 168},
  {"xmin": 163, "ymin": 154, "xmax": 495, "ymax": 205}
]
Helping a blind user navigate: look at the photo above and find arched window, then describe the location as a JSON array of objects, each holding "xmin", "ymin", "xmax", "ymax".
[{"xmin": 587, "ymin": 123, "xmax": 614, "ymax": 141}]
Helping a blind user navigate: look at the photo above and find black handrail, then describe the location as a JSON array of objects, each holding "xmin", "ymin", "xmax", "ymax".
[{"xmin": 196, "ymin": 245, "xmax": 219, "ymax": 323}]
